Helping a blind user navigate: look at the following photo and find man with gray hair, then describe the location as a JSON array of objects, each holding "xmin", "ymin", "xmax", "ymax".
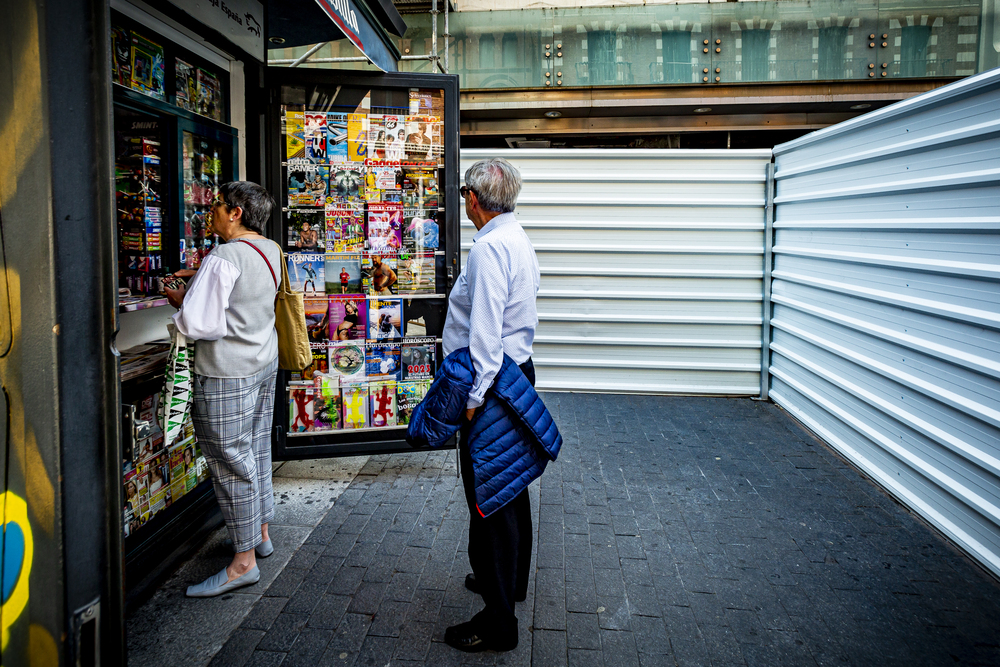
[{"xmin": 442, "ymin": 157, "xmax": 541, "ymax": 652}]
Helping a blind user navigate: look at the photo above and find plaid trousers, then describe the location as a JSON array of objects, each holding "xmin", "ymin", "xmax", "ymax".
[{"xmin": 192, "ymin": 357, "xmax": 278, "ymax": 553}]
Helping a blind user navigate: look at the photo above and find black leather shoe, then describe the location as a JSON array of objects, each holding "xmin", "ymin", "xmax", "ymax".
[
  {"xmin": 444, "ymin": 621, "xmax": 517, "ymax": 653},
  {"xmin": 465, "ymin": 573, "xmax": 527, "ymax": 602}
]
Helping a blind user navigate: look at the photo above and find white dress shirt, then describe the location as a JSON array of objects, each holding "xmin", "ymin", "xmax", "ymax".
[
  {"xmin": 442, "ymin": 212, "xmax": 540, "ymax": 409},
  {"xmin": 172, "ymin": 253, "xmax": 240, "ymax": 341}
]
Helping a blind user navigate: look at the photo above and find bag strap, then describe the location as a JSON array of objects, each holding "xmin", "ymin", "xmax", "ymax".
[{"xmin": 236, "ymin": 239, "xmax": 278, "ymax": 291}]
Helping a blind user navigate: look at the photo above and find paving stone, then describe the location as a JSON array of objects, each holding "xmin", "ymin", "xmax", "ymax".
[
  {"xmin": 210, "ymin": 628, "xmax": 264, "ymax": 667},
  {"xmin": 283, "ymin": 628, "xmax": 334, "ymax": 667},
  {"xmin": 196, "ymin": 396, "xmax": 1000, "ymax": 667}
]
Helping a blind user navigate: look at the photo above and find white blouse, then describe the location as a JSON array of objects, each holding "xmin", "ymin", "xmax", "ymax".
[{"xmin": 172, "ymin": 253, "xmax": 241, "ymax": 341}]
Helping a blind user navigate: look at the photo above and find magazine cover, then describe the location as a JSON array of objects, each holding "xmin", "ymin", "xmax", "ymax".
[
  {"xmin": 362, "ymin": 254, "xmax": 397, "ymax": 296},
  {"xmin": 326, "ymin": 208, "xmax": 365, "ymax": 252},
  {"xmin": 112, "ymin": 26, "xmax": 132, "ymax": 85},
  {"xmin": 404, "ymin": 116, "xmax": 438, "ymax": 161},
  {"xmin": 288, "ymin": 163, "xmax": 329, "ymax": 208},
  {"xmin": 369, "ymin": 381, "xmax": 398, "ymax": 428},
  {"xmin": 401, "ymin": 338, "xmax": 436, "ymax": 380},
  {"xmin": 368, "ymin": 298, "xmax": 403, "ymax": 340},
  {"xmin": 397, "ymin": 252, "xmax": 435, "ymax": 294},
  {"xmin": 397, "ymin": 380, "xmax": 430, "ymax": 426},
  {"xmin": 314, "ymin": 374, "xmax": 342, "ymax": 431},
  {"xmin": 302, "ymin": 343, "xmax": 329, "ymax": 381},
  {"xmin": 304, "ymin": 297, "xmax": 330, "ymax": 344},
  {"xmin": 347, "ymin": 113, "xmax": 367, "ymax": 162},
  {"xmin": 305, "ymin": 112, "xmax": 327, "ymax": 162},
  {"xmin": 328, "ymin": 162, "xmax": 364, "ymax": 204},
  {"xmin": 367, "ymin": 114, "xmax": 385, "ymax": 160},
  {"xmin": 285, "ymin": 109, "xmax": 306, "ymax": 160},
  {"xmin": 196, "ymin": 68, "xmax": 223, "ymax": 121},
  {"xmin": 401, "ymin": 165, "xmax": 440, "ymax": 210},
  {"xmin": 130, "ymin": 32, "xmax": 165, "ymax": 100},
  {"xmin": 325, "ymin": 253, "xmax": 362, "ymax": 294},
  {"xmin": 286, "ymin": 253, "xmax": 325, "ymax": 295},
  {"xmin": 403, "ymin": 210, "xmax": 440, "ymax": 251},
  {"xmin": 364, "ymin": 160, "xmax": 403, "ymax": 205},
  {"xmin": 342, "ymin": 383, "xmax": 368, "ymax": 429},
  {"xmin": 289, "ymin": 384, "xmax": 314, "ymax": 433},
  {"xmin": 288, "ymin": 209, "xmax": 325, "ymax": 251},
  {"xmin": 175, "ymin": 58, "xmax": 197, "ymax": 111},
  {"xmin": 383, "ymin": 115, "xmax": 405, "ymax": 161},
  {"xmin": 327, "ymin": 112, "xmax": 348, "ymax": 159},
  {"xmin": 329, "ymin": 295, "xmax": 367, "ymax": 341},
  {"xmin": 367, "ymin": 203, "xmax": 403, "ymax": 253},
  {"xmin": 328, "ymin": 340, "xmax": 366, "ymax": 383},
  {"xmin": 366, "ymin": 342, "xmax": 401, "ymax": 381}
]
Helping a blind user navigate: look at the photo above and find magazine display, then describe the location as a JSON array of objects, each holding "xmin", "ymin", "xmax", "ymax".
[
  {"xmin": 288, "ymin": 163, "xmax": 329, "ymax": 208},
  {"xmin": 281, "ymin": 98, "xmax": 447, "ymax": 432},
  {"xmin": 304, "ymin": 297, "xmax": 330, "ymax": 345},
  {"xmin": 287, "ymin": 253, "xmax": 325, "ymax": 295},
  {"xmin": 314, "ymin": 374, "xmax": 342, "ymax": 431},
  {"xmin": 327, "ymin": 208, "xmax": 364, "ymax": 252},
  {"xmin": 288, "ymin": 210, "xmax": 325, "ymax": 251},
  {"xmin": 289, "ymin": 384, "xmax": 315, "ymax": 433},
  {"xmin": 369, "ymin": 381, "xmax": 398, "ymax": 428},
  {"xmin": 130, "ymin": 31, "xmax": 165, "ymax": 101},
  {"xmin": 401, "ymin": 338, "xmax": 436, "ymax": 381},
  {"xmin": 367, "ymin": 203, "xmax": 403, "ymax": 253},
  {"xmin": 175, "ymin": 59, "xmax": 198, "ymax": 112},
  {"xmin": 342, "ymin": 383, "xmax": 368, "ymax": 429},
  {"xmin": 325, "ymin": 253, "xmax": 363, "ymax": 294},
  {"xmin": 368, "ymin": 298, "xmax": 403, "ymax": 340},
  {"xmin": 362, "ymin": 254, "xmax": 397, "ymax": 296},
  {"xmin": 397, "ymin": 380, "xmax": 431, "ymax": 426},
  {"xmin": 196, "ymin": 68, "xmax": 223, "ymax": 121},
  {"xmin": 329, "ymin": 295, "xmax": 367, "ymax": 341},
  {"xmin": 397, "ymin": 252, "xmax": 435, "ymax": 294},
  {"xmin": 366, "ymin": 342, "xmax": 401, "ymax": 381}
]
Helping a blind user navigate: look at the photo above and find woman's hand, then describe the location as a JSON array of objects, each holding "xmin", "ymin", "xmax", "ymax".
[{"xmin": 165, "ymin": 284, "xmax": 186, "ymax": 309}]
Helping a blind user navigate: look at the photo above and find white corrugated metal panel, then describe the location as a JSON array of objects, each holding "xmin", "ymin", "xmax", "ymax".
[
  {"xmin": 771, "ymin": 69, "xmax": 1000, "ymax": 578},
  {"xmin": 459, "ymin": 148, "xmax": 771, "ymax": 395}
]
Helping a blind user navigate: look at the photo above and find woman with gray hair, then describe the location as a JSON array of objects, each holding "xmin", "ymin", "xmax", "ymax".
[{"xmin": 164, "ymin": 181, "xmax": 282, "ymax": 597}]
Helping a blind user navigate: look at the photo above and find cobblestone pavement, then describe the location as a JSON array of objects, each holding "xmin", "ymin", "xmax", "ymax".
[{"xmin": 208, "ymin": 393, "xmax": 1000, "ymax": 666}]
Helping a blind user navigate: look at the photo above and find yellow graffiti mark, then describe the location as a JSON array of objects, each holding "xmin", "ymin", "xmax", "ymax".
[
  {"xmin": 4, "ymin": 270, "xmax": 56, "ymax": 536},
  {"xmin": 29, "ymin": 624, "xmax": 58, "ymax": 667},
  {"xmin": 0, "ymin": 0, "xmax": 44, "ymax": 199},
  {"xmin": 1, "ymin": 492, "xmax": 34, "ymax": 651}
]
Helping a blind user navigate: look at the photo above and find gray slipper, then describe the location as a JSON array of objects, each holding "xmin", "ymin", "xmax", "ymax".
[
  {"xmin": 222, "ymin": 538, "xmax": 274, "ymax": 558},
  {"xmin": 186, "ymin": 565, "xmax": 260, "ymax": 598},
  {"xmin": 256, "ymin": 538, "xmax": 274, "ymax": 558}
]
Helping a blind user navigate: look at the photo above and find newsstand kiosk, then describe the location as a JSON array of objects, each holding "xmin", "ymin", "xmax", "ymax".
[{"xmin": 0, "ymin": 0, "xmax": 458, "ymax": 663}]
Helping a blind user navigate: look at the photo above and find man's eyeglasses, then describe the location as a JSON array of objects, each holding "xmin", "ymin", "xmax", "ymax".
[{"xmin": 460, "ymin": 185, "xmax": 477, "ymax": 199}]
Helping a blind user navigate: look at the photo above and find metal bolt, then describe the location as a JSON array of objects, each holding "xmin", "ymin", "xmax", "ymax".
[
  {"xmin": 557, "ymin": 51, "xmax": 562, "ymax": 57},
  {"xmin": 703, "ymin": 39, "xmax": 709, "ymax": 45},
  {"xmin": 546, "ymin": 44, "xmax": 551, "ymax": 49},
  {"xmin": 703, "ymin": 68, "xmax": 709, "ymax": 73},
  {"xmin": 715, "ymin": 39, "xmax": 721, "ymax": 44},
  {"xmin": 545, "ymin": 72, "xmax": 550, "ymax": 77},
  {"xmin": 557, "ymin": 43, "xmax": 562, "ymax": 49},
  {"xmin": 703, "ymin": 48, "xmax": 709, "ymax": 53},
  {"xmin": 557, "ymin": 71, "xmax": 562, "ymax": 77},
  {"xmin": 703, "ymin": 76, "xmax": 709, "ymax": 82},
  {"xmin": 715, "ymin": 67, "xmax": 720, "ymax": 73},
  {"xmin": 545, "ymin": 80, "xmax": 551, "ymax": 86},
  {"xmin": 882, "ymin": 33, "xmax": 888, "ymax": 39},
  {"xmin": 545, "ymin": 51, "xmax": 551, "ymax": 57},
  {"xmin": 715, "ymin": 76, "xmax": 720, "ymax": 82},
  {"xmin": 557, "ymin": 80, "xmax": 562, "ymax": 85},
  {"xmin": 715, "ymin": 47, "xmax": 721, "ymax": 53},
  {"xmin": 869, "ymin": 34, "xmax": 875, "ymax": 39},
  {"xmin": 881, "ymin": 63, "xmax": 887, "ymax": 68},
  {"xmin": 882, "ymin": 42, "xmax": 888, "ymax": 47},
  {"xmin": 869, "ymin": 42, "xmax": 875, "ymax": 48},
  {"xmin": 869, "ymin": 72, "xmax": 875, "ymax": 77},
  {"xmin": 881, "ymin": 71, "xmax": 887, "ymax": 76},
  {"xmin": 869, "ymin": 63, "xmax": 875, "ymax": 68}
]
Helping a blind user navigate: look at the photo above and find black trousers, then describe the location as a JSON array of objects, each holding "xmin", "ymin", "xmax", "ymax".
[{"xmin": 459, "ymin": 358, "xmax": 535, "ymax": 646}]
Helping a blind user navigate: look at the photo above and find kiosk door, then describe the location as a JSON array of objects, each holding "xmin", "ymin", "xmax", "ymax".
[{"xmin": 264, "ymin": 68, "xmax": 460, "ymax": 460}]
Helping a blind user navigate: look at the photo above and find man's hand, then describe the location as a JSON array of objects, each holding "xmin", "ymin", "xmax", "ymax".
[
  {"xmin": 164, "ymin": 284, "xmax": 186, "ymax": 309},
  {"xmin": 465, "ymin": 408, "xmax": 476, "ymax": 422}
]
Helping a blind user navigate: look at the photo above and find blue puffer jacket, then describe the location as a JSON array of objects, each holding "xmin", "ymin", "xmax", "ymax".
[{"xmin": 407, "ymin": 348, "xmax": 562, "ymax": 517}]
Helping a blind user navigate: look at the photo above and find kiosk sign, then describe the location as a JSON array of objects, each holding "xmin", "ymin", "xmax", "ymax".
[
  {"xmin": 313, "ymin": 0, "xmax": 398, "ymax": 72},
  {"xmin": 167, "ymin": 0, "xmax": 265, "ymax": 61}
]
